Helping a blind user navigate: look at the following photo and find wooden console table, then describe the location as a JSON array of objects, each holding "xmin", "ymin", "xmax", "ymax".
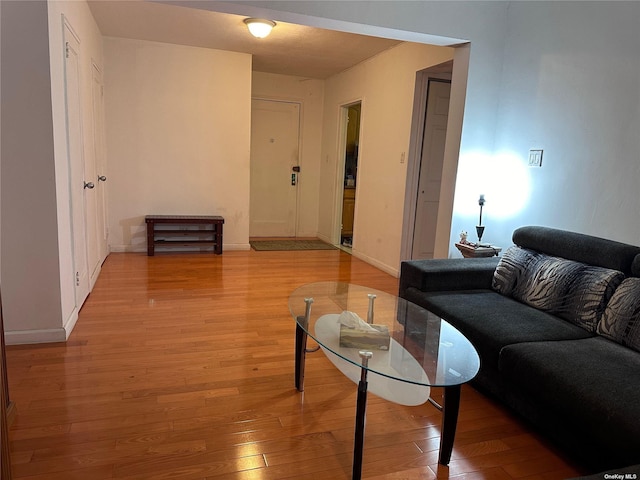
[{"xmin": 145, "ymin": 215, "xmax": 224, "ymax": 256}]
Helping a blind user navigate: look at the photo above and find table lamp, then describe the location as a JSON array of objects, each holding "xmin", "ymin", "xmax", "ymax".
[{"xmin": 476, "ymin": 194, "xmax": 485, "ymax": 244}]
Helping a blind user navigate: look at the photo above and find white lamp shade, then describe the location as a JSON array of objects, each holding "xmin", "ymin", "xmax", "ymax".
[{"xmin": 244, "ymin": 18, "xmax": 276, "ymax": 38}]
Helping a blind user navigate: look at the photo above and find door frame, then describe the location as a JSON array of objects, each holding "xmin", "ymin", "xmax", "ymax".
[
  {"xmin": 402, "ymin": 70, "xmax": 451, "ymax": 259},
  {"xmin": 410, "ymin": 77, "xmax": 451, "ymax": 260},
  {"xmin": 333, "ymin": 98, "xmax": 364, "ymax": 246},
  {"xmin": 249, "ymin": 96, "xmax": 303, "ymax": 237}
]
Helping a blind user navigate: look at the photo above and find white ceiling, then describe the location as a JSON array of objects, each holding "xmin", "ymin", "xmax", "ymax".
[{"xmin": 88, "ymin": 0, "xmax": 409, "ymax": 79}]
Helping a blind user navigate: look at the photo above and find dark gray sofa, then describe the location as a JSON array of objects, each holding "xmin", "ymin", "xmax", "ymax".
[{"xmin": 399, "ymin": 226, "xmax": 640, "ymax": 472}]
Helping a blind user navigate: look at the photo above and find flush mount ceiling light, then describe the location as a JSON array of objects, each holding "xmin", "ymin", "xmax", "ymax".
[{"xmin": 243, "ymin": 18, "xmax": 276, "ymax": 38}]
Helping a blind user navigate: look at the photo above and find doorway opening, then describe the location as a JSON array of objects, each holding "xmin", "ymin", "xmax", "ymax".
[
  {"xmin": 339, "ymin": 102, "xmax": 361, "ymax": 251},
  {"xmin": 401, "ymin": 60, "xmax": 457, "ymax": 260}
]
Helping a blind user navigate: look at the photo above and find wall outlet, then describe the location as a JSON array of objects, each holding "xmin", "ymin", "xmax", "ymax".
[{"xmin": 528, "ymin": 149, "xmax": 543, "ymax": 167}]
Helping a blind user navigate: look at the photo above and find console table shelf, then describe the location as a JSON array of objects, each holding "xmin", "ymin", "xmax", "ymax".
[
  {"xmin": 145, "ymin": 215, "xmax": 224, "ymax": 256},
  {"xmin": 455, "ymin": 242, "xmax": 501, "ymax": 258}
]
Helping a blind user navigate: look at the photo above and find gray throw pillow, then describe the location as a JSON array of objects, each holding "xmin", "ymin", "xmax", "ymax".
[
  {"xmin": 492, "ymin": 246, "xmax": 543, "ymax": 296},
  {"xmin": 597, "ymin": 277, "xmax": 640, "ymax": 352},
  {"xmin": 493, "ymin": 246, "xmax": 624, "ymax": 332}
]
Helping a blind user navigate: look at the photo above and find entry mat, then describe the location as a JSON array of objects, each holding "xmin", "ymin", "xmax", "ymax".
[{"xmin": 250, "ymin": 239, "xmax": 337, "ymax": 251}]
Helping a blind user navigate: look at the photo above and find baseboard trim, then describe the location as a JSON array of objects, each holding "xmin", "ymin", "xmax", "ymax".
[
  {"xmin": 110, "ymin": 244, "xmax": 157, "ymax": 253},
  {"xmin": 224, "ymin": 244, "xmax": 251, "ymax": 251},
  {"xmin": 351, "ymin": 249, "xmax": 399, "ymax": 278},
  {"xmin": 5, "ymin": 327, "xmax": 68, "ymax": 345},
  {"xmin": 110, "ymin": 244, "xmax": 250, "ymax": 253},
  {"xmin": 63, "ymin": 309, "xmax": 79, "ymax": 340},
  {"xmin": 316, "ymin": 233, "xmax": 333, "ymax": 245},
  {"xmin": 5, "ymin": 307, "xmax": 78, "ymax": 345},
  {"xmin": 313, "ymin": 234, "xmax": 399, "ymax": 277}
]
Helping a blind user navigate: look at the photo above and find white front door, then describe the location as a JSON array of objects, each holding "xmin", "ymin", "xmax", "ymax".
[
  {"xmin": 64, "ymin": 22, "xmax": 90, "ymax": 306},
  {"xmin": 250, "ymin": 99, "xmax": 300, "ymax": 237},
  {"xmin": 412, "ymin": 80, "xmax": 451, "ymax": 259}
]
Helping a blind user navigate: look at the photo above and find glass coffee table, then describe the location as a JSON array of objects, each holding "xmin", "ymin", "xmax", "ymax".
[{"xmin": 289, "ymin": 282, "xmax": 479, "ymax": 479}]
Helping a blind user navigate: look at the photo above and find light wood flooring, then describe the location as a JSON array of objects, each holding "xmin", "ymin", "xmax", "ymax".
[{"xmin": 6, "ymin": 250, "xmax": 585, "ymax": 479}]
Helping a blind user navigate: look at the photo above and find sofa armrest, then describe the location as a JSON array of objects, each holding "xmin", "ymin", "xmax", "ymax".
[{"xmin": 399, "ymin": 257, "xmax": 500, "ymax": 297}]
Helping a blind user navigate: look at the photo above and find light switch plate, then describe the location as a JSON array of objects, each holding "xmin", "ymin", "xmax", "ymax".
[{"xmin": 528, "ymin": 149, "xmax": 543, "ymax": 167}]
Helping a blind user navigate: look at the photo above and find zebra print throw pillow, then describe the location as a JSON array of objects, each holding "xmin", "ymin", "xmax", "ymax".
[
  {"xmin": 493, "ymin": 246, "xmax": 624, "ymax": 332},
  {"xmin": 597, "ymin": 277, "xmax": 640, "ymax": 352},
  {"xmin": 492, "ymin": 246, "xmax": 542, "ymax": 296}
]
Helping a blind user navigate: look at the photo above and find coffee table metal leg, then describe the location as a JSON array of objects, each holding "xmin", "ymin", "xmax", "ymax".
[
  {"xmin": 294, "ymin": 321, "xmax": 307, "ymax": 392},
  {"xmin": 352, "ymin": 351, "xmax": 372, "ymax": 480},
  {"xmin": 294, "ymin": 298, "xmax": 314, "ymax": 392},
  {"xmin": 439, "ymin": 384, "xmax": 461, "ymax": 465}
]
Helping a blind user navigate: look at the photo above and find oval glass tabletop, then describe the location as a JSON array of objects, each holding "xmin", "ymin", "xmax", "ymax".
[{"xmin": 289, "ymin": 281, "xmax": 480, "ymax": 389}]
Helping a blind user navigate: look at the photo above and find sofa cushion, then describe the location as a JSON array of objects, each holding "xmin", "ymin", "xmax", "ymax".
[
  {"xmin": 492, "ymin": 246, "xmax": 624, "ymax": 332},
  {"xmin": 401, "ymin": 287, "xmax": 593, "ymax": 377},
  {"xmin": 597, "ymin": 277, "xmax": 640, "ymax": 352},
  {"xmin": 513, "ymin": 226, "xmax": 640, "ymax": 274},
  {"xmin": 399, "ymin": 257, "xmax": 499, "ymax": 296},
  {"xmin": 499, "ymin": 337, "xmax": 640, "ymax": 468}
]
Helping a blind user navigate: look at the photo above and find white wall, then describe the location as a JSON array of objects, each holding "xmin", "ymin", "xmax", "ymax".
[
  {"xmin": 104, "ymin": 38, "xmax": 252, "ymax": 252},
  {"xmin": 465, "ymin": 1, "xmax": 640, "ymax": 249},
  {"xmin": 1, "ymin": 1, "xmax": 63, "ymax": 340},
  {"xmin": 319, "ymin": 43, "xmax": 454, "ymax": 275},
  {"xmin": 251, "ymin": 72, "xmax": 324, "ymax": 237}
]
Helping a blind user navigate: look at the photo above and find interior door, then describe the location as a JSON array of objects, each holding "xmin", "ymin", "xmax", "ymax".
[
  {"xmin": 64, "ymin": 21, "xmax": 90, "ymax": 306},
  {"xmin": 412, "ymin": 80, "xmax": 451, "ymax": 259},
  {"xmin": 85, "ymin": 68, "xmax": 99, "ymax": 288},
  {"xmin": 91, "ymin": 62, "xmax": 109, "ymax": 266},
  {"xmin": 250, "ymin": 99, "xmax": 300, "ymax": 237}
]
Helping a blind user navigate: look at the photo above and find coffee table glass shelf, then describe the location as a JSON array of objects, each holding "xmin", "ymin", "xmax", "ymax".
[{"xmin": 290, "ymin": 282, "xmax": 480, "ymax": 479}]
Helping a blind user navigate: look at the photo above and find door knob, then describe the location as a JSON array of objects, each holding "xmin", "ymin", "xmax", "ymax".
[
  {"xmin": 98, "ymin": 175, "xmax": 107, "ymax": 182},
  {"xmin": 84, "ymin": 182, "xmax": 95, "ymax": 189}
]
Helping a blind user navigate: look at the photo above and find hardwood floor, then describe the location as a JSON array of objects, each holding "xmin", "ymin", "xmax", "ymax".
[{"xmin": 5, "ymin": 250, "xmax": 584, "ymax": 479}]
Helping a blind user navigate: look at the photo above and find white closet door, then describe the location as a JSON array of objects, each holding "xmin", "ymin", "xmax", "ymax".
[
  {"xmin": 91, "ymin": 62, "xmax": 109, "ymax": 273},
  {"xmin": 63, "ymin": 20, "xmax": 90, "ymax": 307}
]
